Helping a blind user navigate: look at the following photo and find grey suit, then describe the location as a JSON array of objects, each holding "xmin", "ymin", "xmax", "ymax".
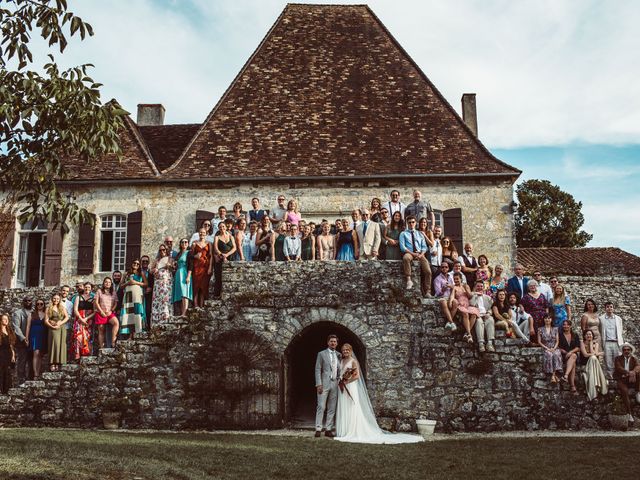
[
  {"xmin": 315, "ymin": 348, "xmax": 341, "ymax": 432},
  {"xmin": 11, "ymin": 308, "xmax": 30, "ymax": 385}
]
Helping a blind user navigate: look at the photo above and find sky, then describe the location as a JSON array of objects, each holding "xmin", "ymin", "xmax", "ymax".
[{"xmin": 30, "ymin": 0, "xmax": 640, "ymax": 255}]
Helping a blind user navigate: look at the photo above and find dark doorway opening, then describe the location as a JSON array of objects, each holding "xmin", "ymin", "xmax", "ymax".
[{"xmin": 285, "ymin": 321, "xmax": 366, "ymax": 428}]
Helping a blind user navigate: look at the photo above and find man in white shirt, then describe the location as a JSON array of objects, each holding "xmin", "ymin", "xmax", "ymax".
[
  {"xmin": 470, "ymin": 280, "xmax": 495, "ymax": 352},
  {"xmin": 532, "ymin": 271, "xmax": 553, "ymax": 302},
  {"xmin": 385, "ymin": 190, "xmax": 406, "ymax": 218},
  {"xmin": 350, "ymin": 208, "xmax": 362, "ymax": 231},
  {"xmin": 355, "ymin": 209, "xmax": 381, "ymax": 260},
  {"xmin": 429, "ymin": 226, "xmax": 443, "ymax": 279},
  {"xmin": 599, "ymin": 302, "xmax": 625, "ymax": 379},
  {"xmin": 283, "ymin": 224, "xmax": 302, "ymax": 261},
  {"xmin": 270, "ymin": 195, "xmax": 287, "ymax": 226},
  {"xmin": 212, "ymin": 206, "xmax": 228, "ymax": 235}
]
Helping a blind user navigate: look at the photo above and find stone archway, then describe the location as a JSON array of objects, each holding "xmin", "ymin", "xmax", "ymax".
[{"xmin": 284, "ymin": 321, "xmax": 366, "ymax": 428}]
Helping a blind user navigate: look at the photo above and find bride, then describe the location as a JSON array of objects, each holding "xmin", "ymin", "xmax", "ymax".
[{"xmin": 335, "ymin": 343, "xmax": 424, "ymax": 444}]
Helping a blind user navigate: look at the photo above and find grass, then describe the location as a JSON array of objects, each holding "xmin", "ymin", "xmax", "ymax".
[{"xmin": 0, "ymin": 429, "xmax": 638, "ymax": 479}]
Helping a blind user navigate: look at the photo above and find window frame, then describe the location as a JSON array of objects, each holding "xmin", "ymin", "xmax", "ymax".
[{"xmin": 98, "ymin": 213, "xmax": 127, "ymax": 273}]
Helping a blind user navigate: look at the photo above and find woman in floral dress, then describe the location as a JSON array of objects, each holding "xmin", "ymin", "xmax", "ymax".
[
  {"xmin": 72, "ymin": 282, "xmax": 95, "ymax": 360},
  {"xmin": 537, "ymin": 313, "xmax": 563, "ymax": 383},
  {"xmin": 151, "ymin": 244, "xmax": 174, "ymax": 326}
]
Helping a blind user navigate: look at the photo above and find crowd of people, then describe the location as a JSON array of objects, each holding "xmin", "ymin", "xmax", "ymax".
[{"xmin": 0, "ymin": 190, "xmax": 638, "ymax": 422}]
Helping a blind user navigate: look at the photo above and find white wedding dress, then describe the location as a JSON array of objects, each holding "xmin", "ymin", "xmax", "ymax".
[{"xmin": 335, "ymin": 357, "xmax": 424, "ymax": 444}]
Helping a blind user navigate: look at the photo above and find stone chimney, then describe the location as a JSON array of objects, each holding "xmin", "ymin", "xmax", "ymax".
[
  {"xmin": 461, "ymin": 93, "xmax": 478, "ymax": 137},
  {"xmin": 136, "ymin": 104, "xmax": 165, "ymax": 126}
]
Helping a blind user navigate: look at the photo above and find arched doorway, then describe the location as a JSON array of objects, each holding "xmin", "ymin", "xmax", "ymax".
[{"xmin": 284, "ymin": 321, "xmax": 366, "ymax": 428}]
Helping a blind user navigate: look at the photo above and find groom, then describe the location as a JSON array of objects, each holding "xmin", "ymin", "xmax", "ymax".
[{"xmin": 314, "ymin": 334, "xmax": 341, "ymax": 438}]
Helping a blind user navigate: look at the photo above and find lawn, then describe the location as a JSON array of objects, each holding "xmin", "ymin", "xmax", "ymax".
[{"xmin": 0, "ymin": 429, "xmax": 637, "ymax": 480}]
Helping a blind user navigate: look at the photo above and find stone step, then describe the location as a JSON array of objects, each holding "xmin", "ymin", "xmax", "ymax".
[{"xmin": 40, "ymin": 371, "xmax": 65, "ymax": 381}]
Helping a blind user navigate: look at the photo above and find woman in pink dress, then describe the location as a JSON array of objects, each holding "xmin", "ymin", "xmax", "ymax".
[
  {"xmin": 285, "ymin": 199, "xmax": 302, "ymax": 225},
  {"xmin": 449, "ymin": 272, "xmax": 479, "ymax": 344}
]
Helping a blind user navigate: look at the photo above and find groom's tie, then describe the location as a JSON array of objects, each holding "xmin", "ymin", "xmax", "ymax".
[{"xmin": 330, "ymin": 350, "xmax": 336, "ymax": 380}]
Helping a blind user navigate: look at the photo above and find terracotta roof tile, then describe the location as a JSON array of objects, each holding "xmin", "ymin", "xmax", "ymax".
[
  {"xmin": 517, "ymin": 247, "xmax": 640, "ymax": 276},
  {"xmin": 165, "ymin": 4, "xmax": 520, "ymax": 179},
  {"xmin": 137, "ymin": 124, "xmax": 200, "ymax": 171}
]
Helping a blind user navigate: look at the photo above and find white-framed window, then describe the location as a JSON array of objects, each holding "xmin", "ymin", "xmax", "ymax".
[
  {"xmin": 16, "ymin": 219, "xmax": 48, "ymax": 288},
  {"xmin": 99, "ymin": 214, "xmax": 127, "ymax": 272},
  {"xmin": 434, "ymin": 211, "xmax": 443, "ymax": 229}
]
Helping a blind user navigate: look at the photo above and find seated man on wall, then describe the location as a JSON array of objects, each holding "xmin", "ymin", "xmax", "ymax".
[
  {"xmin": 470, "ymin": 280, "xmax": 495, "ymax": 352},
  {"xmin": 614, "ymin": 343, "xmax": 640, "ymax": 423},
  {"xmin": 433, "ymin": 262, "xmax": 457, "ymax": 331},
  {"xmin": 399, "ymin": 215, "xmax": 432, "ymax": 296}
]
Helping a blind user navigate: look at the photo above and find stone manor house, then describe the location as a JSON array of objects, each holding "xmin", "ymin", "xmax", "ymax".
[{"xmin": 0, "ymin": 3, "xmax": 520, "ymax": 288}]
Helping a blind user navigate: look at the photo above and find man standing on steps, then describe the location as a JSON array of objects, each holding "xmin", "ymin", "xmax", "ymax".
[
  {"xmin": 315, "ymin": 334, "xmax": 341, "ymax": 438},
  {"xmin": 11, "ymin": 296, "xmax": 32, "ymax": 385}
]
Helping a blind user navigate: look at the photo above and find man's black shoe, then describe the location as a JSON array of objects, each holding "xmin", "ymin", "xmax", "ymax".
[
  {"xmin": 324, "ymin": 431, "xmax": 335, "ymax": 438},
  {"xmin": 314, "ymin": 431, "xmax": 321, "ymax": 438}
]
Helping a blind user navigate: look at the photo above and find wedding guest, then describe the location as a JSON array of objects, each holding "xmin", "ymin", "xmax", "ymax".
[
  {"xmin": 150, "ymin": 244, "xmax": 174, "ymax": 325},
  {"xmin": 580, "ymin": 329, "xmax": 608, "ymax": 400},
  {"xmin": 189, "ymin": 219, "xmax": 213, "ymax": 246},
  {"xmin": 551, "ymin": 284, "xmax": 572, "ymax": 328},
  {"xmin": 427, "ymin": 225, "xmax": 443, "ymax": 281},
  {"xmin": 26, "ymin": 299, "xmax": 46, "ymax": 378},
  {"xmin": 378, "ymin": 208, "xmax": 390, "ymax": 228},
  {"xmin": 285, "ymin": 199, "xmax": 301, "ymax": 226},
  {"xmin": 93, "ymin": 277, "xmax": 119, "ymax": 349},
  {"xmin": 45, "ymin": 293, "xmax": 68, "ymax": 371},
  {"xmin": 173, "ymin": 238, "xmax": 193, "ymax": 316},
  {"xmin": 120, "ymin": 260, "xmax": 147, "ymax": 338},
  {"xmin": 404, "ymin": 190, "xmax": 435, "ymax": 229},
  {"xmin": 383, "ymin": 212, "xmax": 403, "ymax": 261},
  {"xmin": 470, "ymin": 280, "xmax": 495, "ymax": 352},
  {"xmin": 416, "ymin": 217, "xmax": 430, "ymax": 242},
  {"xmin": 164, "ymin": 236, "xmax": 178, "ymax": 259},
  {"xmin": 11, "ymin": 296, "xmax": 32, "ymax": 385},
  {"xmin": 140, "ymin": 255, "xmax": 153, "ymax": 327},
  {"xmin": 72, "ymin": 283, "xmax": 94, "ymax": 359},
  {"xmin": 242, "ymin": 221, "xmax": 259, "ymax": 261},
  {"xmin": 459, "ymin": 243, "xmax": 479, "ymax": 286},
  {"xmin": 317, "ymin": 222, "xmax": 336, "ymax": 260},
  {"xmin": 507, "ymin": 292, "xmax": 533, "ymax": 341},
  {"xmin": 332, "ymin": 218, "xmax": 342, "ymax": 235},
  {"xmin": 60, "ymin": 285, "xmax": 74, "ymax": 350},
  {"xmin": 399, "ymin": 216, "xmax": 431, "ymax": 294},
  {"xmin": 449, "ymin": 272, "xmax": 477, "ymax": 344},
  {"xmin": 271, "ymin": 223, "xmax": 287, "ymax": 261},
  {"xmin": 248, "ymin": 197, "xmax": 267, "ymax": 223},
  {"xmin": 336, "ymin": 219, "xmax": 358, "ymax": 261},
  {"xmin": 385, "ymin": 190, "xmax": 406, "ymax": 218},
  {"xmin": 434, "ymin": 262, "xmax": 457, "ymax": 331},
  {"xmin": 489, "ymin": 264, "xmax": 507, "ymax": 297},
  {"xmin": 538, "ymin": 313, "xmax": 563, "ymax": 384},
  {"xmin": 492, "ymin": 289, "xmax": 511, "ymax": 332},
  {"xmin": 0, "ymin": 314, "xmax": 15, "ymax": 393},
  {"xmin": 229, "ymin": 202, "xmax": 246, "ymax": 222},
  {"xmin": 270, "ymin": 194, "xmax": 287, "ymax": 226},
  {"xmin": 520, "ymin": 280, "xmax": 549, "ymax": 338},
  {"xmin": 213, "ymin": 221, "xmax": 237, "ymax": 297},
  {"xmin": 441, "ymin": 237, "xmax": 458, "ymax": 264},
  {"xmin": 475, "ymin": 255, "xmax": 492, "ymax": 295},
  {"xmin": 300, "ymin": 224, "xmax": 315, "ymax": 261},
  {"xmin": 450, "ymin": 262, "xmax": 467, "ymax": 284},
  {"xmin": 350, "ymin": 209, "xmax": 362, "ymax": 231},
  {"xmin": 532, "ymin": 271, "xmax": 553, "ymax": 303},
  {"xmin": 255, "ymin": 216, "xmax": 273, "ymax": 261},
  {"xmin": 284, "ymin": 224, "xmax": 302, "ymax": 261},
  {"xmin": 599, "ymin": 302, "xmax": 625, "ymax": 379},
  {"xmin": 614, "ymin": 343, "xmax": 640, "ymax": 422},
  {"xmin": 506, "ymin": 263, "xmax": 529, "ymax": 299},
  {"xmin": 212, "ymin": 206, "xmax": 228, "ymax": 235},
  {"xmin": 112, "ymin": 270, "xmax": 124, "ymax": 318},
  {"xmin": 233, "ymin": 218, "xmax": 249, "ymax": 260},
  {"xmin": 355, "ymin": 209, "xmax": 381, "ymax": 260},
  {"xmin": 370, "ymin": 198, "xmax": 383, "ymax": 223},
  {"xmin": 558, "ymin": 320, "xmax": 581, "ymax": 394},
  {"xmin": 191, "ymin": 227, "xmax": 213, "ymax": 307},
  {"xmin": 580, "ymin": 299, "xmax": 601, "ymax": 347}
]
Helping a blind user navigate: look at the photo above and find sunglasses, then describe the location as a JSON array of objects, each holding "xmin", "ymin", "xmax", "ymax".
[
  {"xmin": 133, "ymin": 262, "xmax": 140, "ymax": 266},
  {"xmin": 180, "ymin": 240, "xmax": 188, "ymax": 244},
  {"xmin": 407, "ymin": 221, "xmax": 416, "ymax": 224}
]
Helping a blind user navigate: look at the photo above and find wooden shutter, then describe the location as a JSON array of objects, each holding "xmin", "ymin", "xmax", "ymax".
[
  {"xmin": 77, "ymin": 214, "xmax": 96, "ymax": 275},
  {"xmin": 443, "ymin": 208, "xmax": 463, "ymax": 254},
  {"xmin": 125, "ymin": 210, "xmax": 143, "ymax": 267},
  {"xmin": 0, "ymin": 213, "xmax": 16, "ymax": 288},
  {"xmin": 196, "ymin": 210, "xmax": 216, "ymax": 232},
  {"xmin": 44, "ymin": 224, "xmax": 63, "ymax": 286}
]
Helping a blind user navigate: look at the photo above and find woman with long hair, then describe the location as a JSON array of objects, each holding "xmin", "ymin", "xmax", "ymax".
[
  {"xmin": 336, "ymin": 218, "xmax": 359, "ymax": 261},
  {"xmin": 551, "ymin": 284, "xmax": 572, "ymax": 328},
  {"xmin": 26, "ymin": 299, "xmax": 47, "ymax": 377},
  {"xmin": 120, "ymin": 259, "xmax": 147, "ymax": 338},
  {"xmin": 441, "ymin": 237, "xmax": 458, "ymax": 264},
  {"xmin": 580, "ymin": 329, "xmax": 608, "ymax": 400},
  {"xmin": 229, "ymin": 201, "xmax": 246, "ymax": 222},
  {"xmin": 94, "ymin": 277, "xmax": 119, "ymax": 349},
  {"xmin": 213, "ymin": 221, "xmax": 237, "ymax": 298},
  {"xmin": 301, "ymin": 224, "xmax": 316, "ymax": 261},
  {"xmin": 538, "ymin": 313, "xmax": 563, "ymax": 384},
  {"xmin": 449, "ymin": 272, "xmax": 478, "ymax": 344},
  {"xmin": 285, "ymin": 199, "xmax": 301, "ymax": 226},
  {"xmin": 558, "ymin": 320, "xmax": 580, "ymax": 394},
  {"xmin": 489, "ymin": 264, "xmax": 507, "ymax": 297},
  {"xmin": 173, "ymin": 238, "xmax": 193, "ymax": 316},
  {"xmin": 191, "ymin": 227, "xmax": 213, "ymax": 307},
  {"xmin": 255, "ymin": 216, "xmax": 273, "ymax": 261},
  {"xmin": 580, "ymin": 298, "xmax": 601, "ymax": 348},
  {"xmin": 45, "ymin": 293, "xmax": 68, "ymax": 371},
  {"xmin": 317, "ymin": 221, "xmax": 336, "ymax": 260},
  {"xmin": 383, "ymin": 211, "xmax": 404, "ymax": 261},
  {"xmin": 0, "ymin": 314, "xmax": 16, "ymax": 393},
  {"xmin": 72, "ymin": 282, "xmax": 94, "ymax": 360},
  {"xmin": 370, "ymin": 197, "xmax": 383, "ymax": 223},
  {"xmin": 271, "ymin": 222, "xmax": 287, "ymax": 261},
  {"xmin": 234, "ymin": 218, "xmax": 248, "ymax": 261},
  {"xmin": 151, "ymin": 244, "xmax": 174, "ymax": 326}
]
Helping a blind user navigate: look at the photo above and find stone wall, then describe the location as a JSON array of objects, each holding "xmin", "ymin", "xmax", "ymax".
[
  {"xmin": 46, "ymin": 179, "xmax": 515, "ymax": 285},
  {"xmin": 1, "ymin": 262, "xmax": 639, "ymax": 432}
]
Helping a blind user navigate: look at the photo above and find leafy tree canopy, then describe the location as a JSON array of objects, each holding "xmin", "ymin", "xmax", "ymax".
[
  {"xmin": 0, "ymin": 0, "xmax": 127, "ymax": 232},
  {"xmin": 515, "ymin": 179, "xmax": 593, "ymax": 248}
]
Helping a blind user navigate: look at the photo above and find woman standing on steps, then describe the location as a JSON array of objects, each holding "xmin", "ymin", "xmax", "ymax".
[
  {"xmin": 150, "ymin": 244, "xmax": 175, "ymax": 325},
  {"xmin": 191, "ymin": 228, "xmax": 213, "ymax": 307},
  {"xmin": 26, "ymin": 299, "xmax": 47, "ymax": 377},
  {"xmin": 213, "ymin": 222, "xmax": 237, "ymax": 298},
  {"xmin": 538, "ymin": 313, "xmax": 563, "ymax": 384},
  {"xmin": 173, "ymin": 238, "xmax": 193, "ymax": 316},
  {"xmin": 120, "ymin": 260, "xmax": 147, "ymax": 339},
  {"xmin": 94, "ymin": 277, "xmax": 119, "ymax": 349},
  {"xmin": 0, "ymin": 314, "xmax": 16, "ymax": 394},
  {"xmin": 72, "ymin": 282, "xmax": 95, "ymax": 360},
  {"xmin": 45, "ymin": 293, "xmax": 68, "ymax": 371}
]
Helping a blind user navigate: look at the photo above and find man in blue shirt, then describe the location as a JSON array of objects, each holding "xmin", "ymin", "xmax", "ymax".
[{"xmin": 399, "ymin": 215, "xmax": 432, "ymax": 296}]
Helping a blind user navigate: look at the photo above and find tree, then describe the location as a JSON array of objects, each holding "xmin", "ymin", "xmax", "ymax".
[
  {"xmin": 515, "ymin": 179, "xmax": 593, "ymax": 248},
  {"xmin": 0, "ymin": 0, "xmax": 127, "ymax": 231}
]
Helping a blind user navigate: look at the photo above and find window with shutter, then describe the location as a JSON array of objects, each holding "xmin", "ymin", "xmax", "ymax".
[
  {"xmin": 44, "ymin": 225, "xmax": 63, "ymax": 286},
  {"xmin": 77, "ymin": 214, "xmax": 96, "ymax": 275},
  {"xmin": 0, "ymin": 213, "xmax": 16, "ymax": 288},
  {"xmin": 99, "ymin": 214, "xmax": 127, "ymax": 272},
  {"xmin": 125, "ymin": 211, "xmax": 143, "ymax": 268},
  {"xmin": 443, "ymin": 208, "xmax": 463, "ymax": 254}
]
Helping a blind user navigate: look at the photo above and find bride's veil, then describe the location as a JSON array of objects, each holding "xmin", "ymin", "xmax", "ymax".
[{"xmin": 351, "ymin": 353, "xmax": 386, "ymax": 433}]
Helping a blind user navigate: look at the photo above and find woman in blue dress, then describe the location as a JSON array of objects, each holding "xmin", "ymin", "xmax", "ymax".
[
  {"xmin": 26, "ymin": 299, "xmax": 47, "ymax": 378},
  {"xmin": 335, "ymin": 218, "xmax": 359, "ymax": 261},
  {"xmin": 173, "ymin": 238, "xmax": 193, "ymax": 316},
  {"xmin": 551, "ymin": 284, "xmax": 572, "ymax": 328}
]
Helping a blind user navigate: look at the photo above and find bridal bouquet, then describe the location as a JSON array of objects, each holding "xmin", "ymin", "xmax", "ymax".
[{"xmin": 338, "ymin": 367, "xmax": 357, "ymax": 400}]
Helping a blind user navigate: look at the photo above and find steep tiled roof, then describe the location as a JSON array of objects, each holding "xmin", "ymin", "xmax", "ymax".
[
  {"xmin": 165, "ymin": 4, "xmax": 519, "ymax": 180},
  {"xmin": 63, "ymin": 116, "xmax": 160, "ymax": 180},
  {"xmin": 137, "ymin": 124, "xmax": 200, "ymax": 171},
  {"xmin": 517, "ymin": 248, "xmax": 640, "ymax": 276}
]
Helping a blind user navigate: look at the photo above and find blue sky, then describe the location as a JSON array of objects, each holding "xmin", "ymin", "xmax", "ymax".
[{"xmin": 34, "ymin": 0, "xmax": 640, "ymax": 255}]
